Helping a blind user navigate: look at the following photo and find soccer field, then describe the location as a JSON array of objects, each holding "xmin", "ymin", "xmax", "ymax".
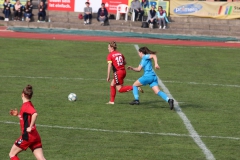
[{"xmin": 0, "ymin": 38, "xmax": 239, "ymax": 160}]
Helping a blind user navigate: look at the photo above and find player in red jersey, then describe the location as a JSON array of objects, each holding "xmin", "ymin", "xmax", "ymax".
[
  {"xmin": 106, "ymin": 41, "xmax": 143, "ymax": 104},
  {"xmin": 9, "ymin": 85, "xmax": 46, "ymax": 160}
]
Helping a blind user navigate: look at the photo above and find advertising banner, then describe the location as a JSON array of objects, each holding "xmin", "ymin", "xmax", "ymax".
[
  {"xmin": 102, "ymin": 0, "xmax": 128, "ymax": 14},
  {"xmin": 0, "ymin": 0, "xmax": 27, "ymax": 8},
  {"xmin": 48, "ymin": 0, "xmax": 75, "ymax": 12},
  {"xmin": 46, "ymin": 0, "xmax": 169, "ymax": 14},
  {"xmin": 75, "ymin": 0, "xmax": 101, "ymax": 13},
  {"xmin": 170, "ymin": 0, "xmax": 240, "ymax": 19}
]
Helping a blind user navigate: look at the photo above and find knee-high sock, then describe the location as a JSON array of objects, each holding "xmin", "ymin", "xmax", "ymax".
[
  {"xmin": 10, "ymin": 156, "xmax": 20, "ymax": 160},
  {"xmin": 133, "ymin": 85, "xmax": 139, "ymax": 100},
  {"xmin": 110, "ymin": 86, "xmax": 116, "ymax": 102},
  {"xmin": 118, "ymin": 86, "xmax": 133, "ymax": 93},
  {"xmin": 157, "ymin": 91, "xmax": 169, "ymax": 102}
]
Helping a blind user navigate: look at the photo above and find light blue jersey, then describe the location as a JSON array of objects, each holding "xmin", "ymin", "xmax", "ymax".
[
  {"xmin": 138, "ymin": 54, "xmax": 158, "ymax": 88},
  {"xmin": 132, "ymin": 53, "xmax": 171, "ymax": 104},
  {"xmin": 140, "ymin": 54, "xmax": 156, "ymax": 77}
]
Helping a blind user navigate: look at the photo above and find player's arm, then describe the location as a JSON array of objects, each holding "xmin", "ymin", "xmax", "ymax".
[
  {"xmin": 26, "ymin": 113, "xmax": 38, "ymax": 132},
  {"xmin": 149, "ymin": 54, "xmax": 160, "ymax": 69},
  {"xmin": 107, "ymin": 61, "xmax": 112, "ymax": 82},
  {"xmin": 127, "ymin": 65, "xmax": 142, "ymax": 72}
]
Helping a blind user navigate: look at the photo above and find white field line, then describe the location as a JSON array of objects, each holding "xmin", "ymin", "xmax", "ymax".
[
  {"xmin": 134, "ymin": 45, "xmax": 215, "ymax": 160},
  {"xmin": 1, "ymin": 121, "xmax": 239, "ymax": 140},
  {"xmin": 0, "ymin": 75, "xmax": 239, "ymax": 88}
]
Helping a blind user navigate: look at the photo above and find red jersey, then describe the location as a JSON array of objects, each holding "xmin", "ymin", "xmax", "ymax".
[
  {"xmin": 18, "ymin": 101, "xmax": 38, "ymax": 140},
  {"xmin": 107, "ymin": 50, "xmax": 125, "ymax": 72}
]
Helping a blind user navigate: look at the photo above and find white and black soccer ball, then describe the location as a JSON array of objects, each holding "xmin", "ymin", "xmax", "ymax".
[{"xmin": 68, "ymin": 93, "xmax": 77, "ymax": 101}]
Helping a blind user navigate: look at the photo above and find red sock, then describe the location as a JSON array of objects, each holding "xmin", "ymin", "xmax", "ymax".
[
  {"xmin": 110, "ymin": 86, "xmax": 116, "ymax": 102},
  {"xmin": 119, "ymin": 86, "xmax": 133, "ymax": 93},
  {"xmin": 10, "ymin": 156, "xmax": 20, "ymax": 160}
]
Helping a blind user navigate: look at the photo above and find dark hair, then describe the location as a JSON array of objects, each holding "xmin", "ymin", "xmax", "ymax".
[
  {"xmin": 158, "ymin": 6, "xmax": 163, "ymax": 9},
  {"xmin": 85, "ymin": 2, "xmax": 89, "ymax": 4},
  {"xmin": 25, "ymin": 1, "xmax": 31, "ymax": 8},
  {"xmin": 109, "ymin": 41, "xmax": 117, "ymax": 50},
  {"xmin": 101, "ymin": 3, "xmax": 105, "ymax": 6},
  {"xmin": 139, "ymin": 47, "xmax": 156, "ymax": 55},
  {"xmin": 22, "ymin": 84, "xmax": 33, "ymax": 99}
]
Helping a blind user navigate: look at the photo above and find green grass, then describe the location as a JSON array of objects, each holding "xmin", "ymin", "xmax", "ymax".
[{"xmin": 0, "ymin": 38, "xmax": 240, "ymax": 160}]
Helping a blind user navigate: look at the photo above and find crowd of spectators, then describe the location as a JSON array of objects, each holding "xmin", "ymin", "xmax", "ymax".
[
  {"xmin": 2, "ymin": 0, "xmax": 169, "ymax": 29},
  {"xmin": 2, "ymin": 0, "xmax": 46, "ymax": 22}
]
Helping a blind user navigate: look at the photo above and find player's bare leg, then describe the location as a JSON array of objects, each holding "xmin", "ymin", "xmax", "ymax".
[
  {"xmin": 33, "ymin": 148, "xmax": 46, "ymax": 160},
  {"xmin": 9, "ymin": 144, "xmax": 22, "ymax": 160},
  {"xmin": 138, "ymin": 87, "xmax": 144, "ymax": 93}
]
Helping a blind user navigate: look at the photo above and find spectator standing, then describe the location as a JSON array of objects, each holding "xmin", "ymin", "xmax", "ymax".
[
  {"xmin": 3, "ymin": 0, "xmax": 11, "ymax": 21},
  {"xmin": 37, "ymin": 1, "xmax": 46, "ymax": 22},
  {"xmin": 97, "ymin": 3, "xmax": 108, "ymax": 26},
  {"xmin": 83, "ymin": 2, "xmax": 92, "ymax": 25},
  {"xmin": 147, "ymin": 5, "xmax": 157, "ymax": 29},
  {"xmin": 13, "ymin": 0, "xmax": 23, "ymax": 21},
  {"xmin": 157, "ymin": 6, "xmax": 169, "ymax": 29},
  {"xmin": 24, "ymin": 0, "xmax": 33, "ymax": 22},
  {"xmin": 131, "ymin": 0, "xmax": 144, "ymax": 21}
]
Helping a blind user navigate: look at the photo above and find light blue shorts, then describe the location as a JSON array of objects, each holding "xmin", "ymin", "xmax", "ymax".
[{"xmin": 138, "ymin": 75, "xmax": 158, "ymax": 88}]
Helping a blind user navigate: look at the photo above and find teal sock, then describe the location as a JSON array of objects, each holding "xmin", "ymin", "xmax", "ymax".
[
  {"xmin": 133, "ymin": 85, "xmax": 139, "ymax": 100},
  {"xmin": 157, "ymin": 91, "xmax": 169, "ymax": 102}
]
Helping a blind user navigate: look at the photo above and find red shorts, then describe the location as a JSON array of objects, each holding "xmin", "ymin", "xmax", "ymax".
[
  {"xmin": 14, "ymin": 133, "xmax": 42, "ymax": 152},
  {"xmin": 113, "ymin": 70, "xmax": 126, "ymax": 85}
]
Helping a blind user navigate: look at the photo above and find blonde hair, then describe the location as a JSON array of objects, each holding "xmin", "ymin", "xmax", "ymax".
[{"xmin": 109, "ymin": 41, "xmax": 117, "ymax": 50}]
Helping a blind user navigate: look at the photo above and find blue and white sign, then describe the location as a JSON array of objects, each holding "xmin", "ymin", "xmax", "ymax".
[{"xmin": 174, "ymin": 4, "xmax": 202, "ymax": 14}]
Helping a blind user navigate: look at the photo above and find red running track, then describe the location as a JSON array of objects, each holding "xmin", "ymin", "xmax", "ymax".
[{"xmin": 0, "ymin": 27, "xmax": 240, "ymax": 48}]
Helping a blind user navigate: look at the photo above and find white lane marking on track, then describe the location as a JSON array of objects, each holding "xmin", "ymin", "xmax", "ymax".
[
  {"xmin": 1, "ymin": 121, "xmax": 239, "ymax": 140},
  {"xmin": 0, "ymin": 75, "xmax": 239, "ymax": 88},
  {"xmin": 134, "ymin": 45, "xmax": 215, "ymax": 160}
]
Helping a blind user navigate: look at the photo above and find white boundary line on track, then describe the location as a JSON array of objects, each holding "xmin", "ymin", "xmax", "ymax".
[
  {"xmin": 1, "ymin": 121, "xmax": 239, "ymax": 140},
  {"xmin": 134, "ymin": 45, "xmax": 215, "ymax": 160},
  {"xmin": 0, "ymin": 75, "xmax": 239, "ymax": 88}
]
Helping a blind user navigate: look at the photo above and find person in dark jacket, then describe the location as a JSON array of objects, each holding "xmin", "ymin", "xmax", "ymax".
[
  {"xmin": 97, "ymin": 3, "xmax": 108, "ymax": 25},
  {"xmin": 147, "ymin": 5, "xmax": 157, "ymax": 29},
  {"xmin": 3, "ymin": 0, "xmax": 12, "ymax": 21},
  {"xmin": 37, "ymin": 1, "xmax": 46, "ymax": 22},
  {"xmin": 24, "ymin": 1, "xmax": 33, "ymax": 22}
]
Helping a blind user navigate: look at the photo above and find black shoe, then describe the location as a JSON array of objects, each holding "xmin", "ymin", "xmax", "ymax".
[
  {"xmin": 129, "ymin": 100, "xmax": 140, "ymax": 105},
  {"xmin": 168, "ymin": 99, "xmax": 174, "ymax": 110}
]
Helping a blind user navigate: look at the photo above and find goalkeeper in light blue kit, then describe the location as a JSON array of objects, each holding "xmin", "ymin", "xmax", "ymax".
[{"xmin": 127, "ymin": 46, "xmax": 174, "ymax": 110}]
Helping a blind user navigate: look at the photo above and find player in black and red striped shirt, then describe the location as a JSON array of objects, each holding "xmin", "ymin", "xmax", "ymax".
[
  {"xmin": 106, "ymin": 41, "xmax": 143, "ymax": 104},
  {"xmin": 9, "ymin": 85, "xmax": 46, "ymax": 160}
]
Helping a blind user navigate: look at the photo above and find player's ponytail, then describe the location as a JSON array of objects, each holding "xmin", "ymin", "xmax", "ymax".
[
  {"xmin": 139, "ymin": 47, "xmax": 156, "ymax": 55},
  {"xmin": 22, "ymin": 84, "xmax": 33, "ymax": 99},
  {"xmin": 109, "ymin": 41, "xmax": 117, "ymax": 50}
]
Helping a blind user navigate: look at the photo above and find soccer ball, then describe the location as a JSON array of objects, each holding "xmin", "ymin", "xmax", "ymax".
[{"xmin": 68, "ymin": 93, "xmax": 77, "ymax": 101}]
